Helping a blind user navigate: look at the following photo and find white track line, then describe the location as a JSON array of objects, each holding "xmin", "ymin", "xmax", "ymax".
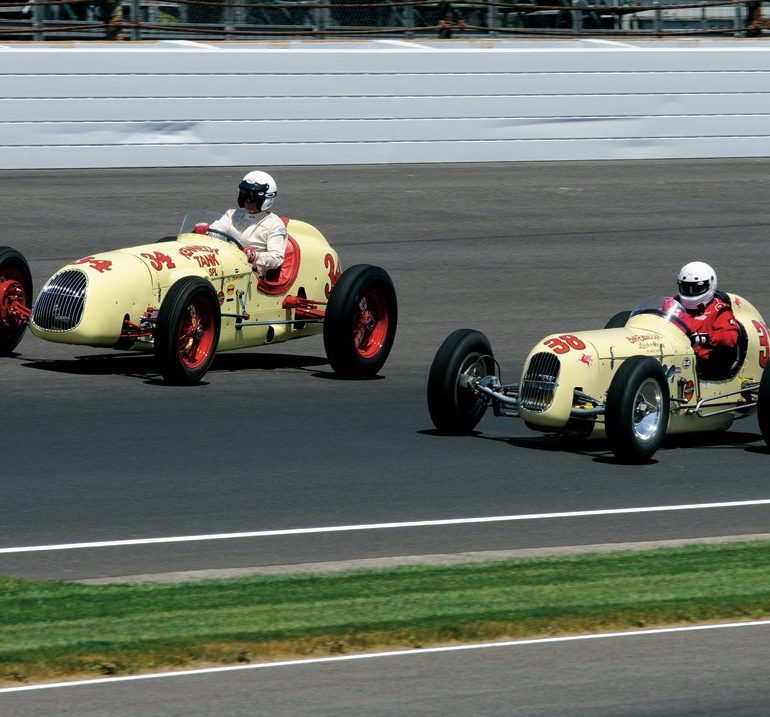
[
  {"xmin": 3, "ymin": 499, "xmax": 770, "ymax": 555},
  {"xmin": 2, "ymin": 620, "xmax": 769, "ymax": 694}
]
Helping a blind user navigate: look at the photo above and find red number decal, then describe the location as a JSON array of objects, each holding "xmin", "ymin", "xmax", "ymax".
[
  {"xmin": 544, "ymin": 337, "xmax": 569, "ymax": 354},
  {"xmin": 141, "ymin": 251, "xmax": 176, "ymax": 272},
  {"xmin": 753, "ymin": 319, "xmax": 770, "ymax": 369},
  {"xmin": 562, "ymin": 334, "xmax": 586, "ymax": 350},
  {"xmin": 543, "ymin": 334, "xmax": 586, "ymax": 355},
  {"xmin": 324, "ymin": 254, "xmax": 341, "ymax": 299},
  {"xmin": 72, "ymin": 256, "xmax": 113, "ymax": 273}
]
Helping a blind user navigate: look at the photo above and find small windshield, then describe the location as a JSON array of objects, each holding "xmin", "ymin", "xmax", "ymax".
[
  {"xmin": 629, "ymin": 295, "xmax": 690, "ymax": 334},
  {"xmin": 177, "ymin": 211, "xmax": 223, "ymax": 236},
  {"xmin": 630, "ymin": 295, "xmax": 684, "ymax": 320}
]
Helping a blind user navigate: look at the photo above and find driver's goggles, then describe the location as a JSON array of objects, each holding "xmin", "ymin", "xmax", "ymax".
[{"xmin": 678, "ymin": 280, "xmax": 708, "ymax": 297}]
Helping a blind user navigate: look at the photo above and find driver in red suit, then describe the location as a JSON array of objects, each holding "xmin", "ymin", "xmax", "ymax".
[{"xmin": 672, "ymin": 261, "xmax": 740, "ymax": 368}]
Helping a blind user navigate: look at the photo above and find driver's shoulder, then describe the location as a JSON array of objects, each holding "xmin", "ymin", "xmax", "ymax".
[{"xmin": 712, "ymin": 290, "xmax": 734, "ymax": 312}]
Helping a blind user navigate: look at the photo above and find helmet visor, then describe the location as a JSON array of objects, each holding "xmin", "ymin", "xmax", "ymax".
[
  {"xmin": 238, "ymin": 180, "xmax": 269, "ymax": 204},
  {"xmin": 678, "ymin": 279, "xmax": 710, "ymax": 298}
]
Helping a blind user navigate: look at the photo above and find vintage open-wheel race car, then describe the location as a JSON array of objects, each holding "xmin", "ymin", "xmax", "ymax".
[
  {"xmin": 427, "ymin": 293, "xmax": 770, "ymax": 462},
  {"xmin": 0, "ymin": 212, "xmax": 397, "ymax": 384}
]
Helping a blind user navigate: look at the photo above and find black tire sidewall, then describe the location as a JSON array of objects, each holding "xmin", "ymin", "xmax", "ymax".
[
  {"xmin": 604, "ymin": 310, "xmax": 631, "ymax": 329},
  {"xmin": 154, "ymin": 277, "xmax": 221, "ymax": 384},
  {"xmin": 605, "ymin": 356, "xmax": 670, "ymax": 462},
  {"xmin": 0, "ymin": 247, "xmax": 33, "ymax": 354},
  {"xmin": 758, "ymin": 367, "xmax": 770, "ymax": 446},
  {"xmin": 323, "ymin": 264, "xmax": 397, "ymax": 378},
  {"xmin": 427, "ymin": 328, "xmax": 493, "ymax": 434}
]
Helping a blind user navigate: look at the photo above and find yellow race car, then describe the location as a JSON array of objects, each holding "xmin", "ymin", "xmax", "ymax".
[
  {"xmin": 427, "ymin": 294, "xmax": 770, "ymax": 462},
  {"xmin": 0, "ymin": 213, "xmax": 397, "ymax": 384}
]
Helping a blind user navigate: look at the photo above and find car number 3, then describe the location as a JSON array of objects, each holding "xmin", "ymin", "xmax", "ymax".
[
  {"xmin": 543, "ymin": 334, "xmax": 587, "ymax": 354},
  {"xmin": 752, "ymin": 320, "xmax": 770, "ymax": 368}
]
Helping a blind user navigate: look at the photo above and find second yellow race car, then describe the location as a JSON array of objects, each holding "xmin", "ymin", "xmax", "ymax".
[{"xmin": 427, "ymin": 293, "xmax": 770, "ymax": 463}]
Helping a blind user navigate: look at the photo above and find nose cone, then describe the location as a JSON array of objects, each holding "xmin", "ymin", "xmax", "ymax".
[{"xmin": 31, "ymin": 252, "xmax": 153, "ymax": 345}]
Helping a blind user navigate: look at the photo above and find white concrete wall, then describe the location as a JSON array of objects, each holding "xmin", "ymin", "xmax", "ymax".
[{"xmin": 2, "ymin": 39, "xmax": 770, "ymax": 169}]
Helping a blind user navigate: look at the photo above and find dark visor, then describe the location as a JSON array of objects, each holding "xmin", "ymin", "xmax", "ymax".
[
  {"xmin": 678, "ymin": 280, "xmax": 708, "ymax": 297},
  {"xmin": 238, "ymin": 181, "xmax": 268, "ymax": 202}
]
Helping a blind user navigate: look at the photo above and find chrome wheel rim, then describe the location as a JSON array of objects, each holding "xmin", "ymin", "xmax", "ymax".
[{"xmin": 633, "ymin": 378, "xmax": 664, "ymax": 442}]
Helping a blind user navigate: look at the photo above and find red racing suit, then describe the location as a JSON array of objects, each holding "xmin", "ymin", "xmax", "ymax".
[{"xmin": 674, "ymin": 294, "xmax": 740, "ymax": 364}]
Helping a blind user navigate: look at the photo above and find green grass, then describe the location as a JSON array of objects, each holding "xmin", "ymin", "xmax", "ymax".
[{"xmin": 2, "ymin": 540, "xmax": 770, "ymax": 685}]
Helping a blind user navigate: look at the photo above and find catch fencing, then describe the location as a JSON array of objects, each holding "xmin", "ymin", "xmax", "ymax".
[{"xmin": 0, "ymin": 0, "xmax": 766, "ymax": 40}]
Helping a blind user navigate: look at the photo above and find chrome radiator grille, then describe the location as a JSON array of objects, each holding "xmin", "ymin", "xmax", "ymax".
[
  {"xmin": 32, "ymin": 270, "xmax": 88, "ymax": 332},
  {"xmin": 519, "ymin": 352, "xmax": 560, "ymax": 412}
]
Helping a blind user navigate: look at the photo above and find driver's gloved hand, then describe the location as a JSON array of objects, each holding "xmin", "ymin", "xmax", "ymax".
[
  {"xmin": 691, "ymin": 332, "xmax": 710, "ymax": 347},
  {"xmin": 243, "ymin": 246, "xmax": 258, "ymax": 265}
]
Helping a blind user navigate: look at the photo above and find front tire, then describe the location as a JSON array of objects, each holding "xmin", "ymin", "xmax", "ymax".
[
  {"xmin": 427, "ymin": 329, "xmax": 494, "ymax": 435},
  {"xmin": 154, "ymin": 277, "xmax": 221, "ymax": 385},
  {"xmin": 0, "ymin": 247, "xmax": 33, "ymax": 355},
  {"xmin": 323, "ymin": 264, "xmax": 397, "ymax": 378},
  {"xmin": 605, "ymin": 356, "xmax": 669, "ymax": 462},
  {"xmin": 757, "ymin": 367, "xmax": 770, "ymax": 447}
]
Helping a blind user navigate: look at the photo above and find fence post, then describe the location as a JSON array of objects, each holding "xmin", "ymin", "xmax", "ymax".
[
  {"xmin": 653, "ymin": 0, "xmax": 662, "ymax": 34},
  {"xmin": 224, "ymin": 0, "xmax": 235, "ymax": 38},
  {"xmin": 314, "ymin": 0, "xmax": 329, "ymax": 38},
  {"xmin": 572, "ymin": 0, "xmax": 583, "ymax": 32},
  {"xmin": 234, "ymin": 0, "xmax": 246, "ymax": 28},
  {"xmin": 404, "ymin": 1, "xmax": 414, "ymax": 37},
  {"xmin": 31, "ymin": 0, "xmax": 44, "ymax": 41},
  {"xmin": 131, "ymin": 0, "xmax": 141, "ymax": 39},
  {"xmin": 486, "ymin": 0, "xmax": 497, "ymax": 35}
]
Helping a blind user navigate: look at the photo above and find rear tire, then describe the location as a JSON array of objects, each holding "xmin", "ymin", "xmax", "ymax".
[
  {"xmin": 604, "ymin": 310, "xmax": 631, "ymax": 329},
  {"xmin": 757, "ymin": 367, "xmax": 770, "ymax": 447},
  {"xmin": 0, "ymin": 246, "xmax": 33, "ymax": 355},
  {"xmin": 427, "ymin": 329, "xmax": 494, "ymax": 434},
  {"xmin": 154, "ymin": 277, "xmax": 221, "ymax": 385},
  {"xmin": 323, "ymin": 264, "xmax": 397, "ymax": 378},
  {"xmin": 605, "ymin": 356, "xmax": 669, "ymax": 462}
]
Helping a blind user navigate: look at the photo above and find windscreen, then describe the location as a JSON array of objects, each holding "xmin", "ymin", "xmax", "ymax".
[{"xmin": 177, "ymin": 211, "xmax": 223, "ymax": 236}]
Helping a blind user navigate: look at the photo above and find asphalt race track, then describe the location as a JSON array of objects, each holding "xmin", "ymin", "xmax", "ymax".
[{"xmin": 2, "ymin": 159, "xmax": 770, "ymax": 587}]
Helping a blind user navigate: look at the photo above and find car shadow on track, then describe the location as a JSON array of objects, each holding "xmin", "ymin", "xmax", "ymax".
[
  {"xmin": 212, "ymin": 353, "xmax": 329, "ymax": 373},
  {"xmin": 18, "ymin": 352, "xmax": 331, "ymax": 383},
  {"xmin": 419, "ymin": 428, "xmax": 765, "ymax": 465}
]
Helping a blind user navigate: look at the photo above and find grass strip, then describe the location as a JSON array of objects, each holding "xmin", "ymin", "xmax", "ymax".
[{"xmin": 2, "ymin": 539, "xmax": 770, "ymax": 685}]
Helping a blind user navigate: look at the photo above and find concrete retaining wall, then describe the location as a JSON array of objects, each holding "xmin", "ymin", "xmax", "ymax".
[{"xmin": 2, "ymin": 39, "xmax": 770, "ymax": 168}]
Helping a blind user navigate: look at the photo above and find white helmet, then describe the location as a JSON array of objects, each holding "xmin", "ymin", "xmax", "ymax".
[
  {"xmin": 237, "ymin": 170, "xmax": 277, "ymax": 213},
  {"xmin": 677, "ymin": 261, "xmax": 717, "ymax": 310}
]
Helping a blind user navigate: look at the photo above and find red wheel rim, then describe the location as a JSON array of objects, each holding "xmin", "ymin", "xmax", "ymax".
[
  {"xmin": 0, "ymin": 266, "xmax": 28, "ymax": 337},
  {"xmin": 176, "ymin": 296, "xmax": 216, "ymax": 369},
  {"xmin": 353, "ymin": 287, "xmax": 390, "ymax": 359}
]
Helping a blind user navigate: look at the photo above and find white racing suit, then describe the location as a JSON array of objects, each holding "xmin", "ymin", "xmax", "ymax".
[{"xmin": 210, "ymin": 209, "xmax": 288, "ymax": 276}]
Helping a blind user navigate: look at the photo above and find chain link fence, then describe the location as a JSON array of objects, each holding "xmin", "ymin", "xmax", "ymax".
[{"xmin": 0, "ymin": 0, "xmax": 766, "ymax": 39}]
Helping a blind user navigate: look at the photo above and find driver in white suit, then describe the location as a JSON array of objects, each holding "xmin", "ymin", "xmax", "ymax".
[{"xmin": 209, "ymin": 170, "xmax": 288, "ymax": 276}]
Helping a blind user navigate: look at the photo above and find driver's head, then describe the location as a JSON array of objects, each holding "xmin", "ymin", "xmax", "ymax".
[
  {"xmin": 237, "ymin": 170, "xmax": 277, "ymax": 214},
  {"xmin": 677, "ymin": 261, "xmax": 716, "ymax": 311}
]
